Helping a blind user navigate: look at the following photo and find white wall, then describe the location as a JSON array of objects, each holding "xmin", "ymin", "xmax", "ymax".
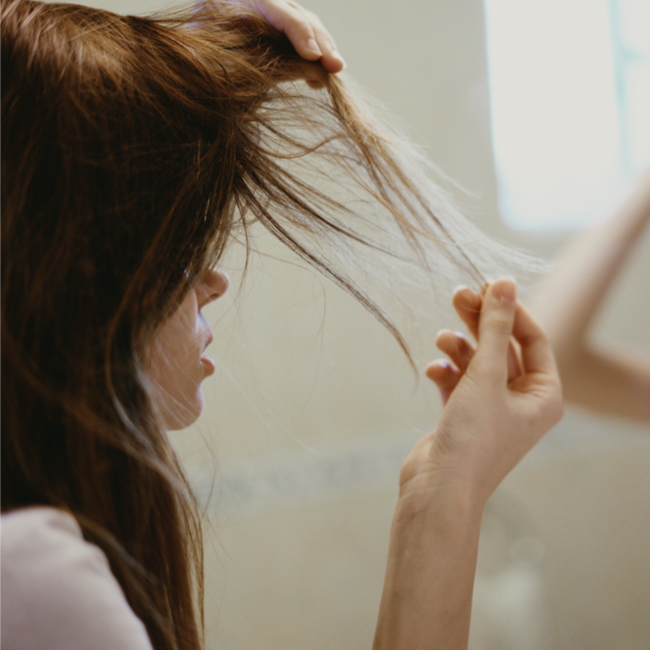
[{"xmin": 42, "ymin": 1, "xmax": 650, "ymax": 648}]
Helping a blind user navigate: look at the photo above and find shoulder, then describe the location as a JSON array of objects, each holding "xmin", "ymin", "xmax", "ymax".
[{"xmin": 1, "ymin": 507, "xmax": 153, "ymax": 650}]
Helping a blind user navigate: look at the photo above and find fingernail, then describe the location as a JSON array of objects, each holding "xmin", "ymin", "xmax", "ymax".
[
  {"xmin": 332, "ymin": 49, "xmax": 347, "ymax": 69},
  {"xmin": 492, "ymin": 280, "xmax": 516, "ymax": 303},
  {"xmin": 306, "ymin": 38, "xmax": 322, "ymax": 56},
  {"xmin": 453, "ymin": 284, "xmax": 470, "ymax": 295}
]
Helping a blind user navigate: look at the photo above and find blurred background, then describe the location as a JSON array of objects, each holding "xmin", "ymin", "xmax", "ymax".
[{"xmin": 48, "ymin": 0, "xmax": 650, "ymax": 647}]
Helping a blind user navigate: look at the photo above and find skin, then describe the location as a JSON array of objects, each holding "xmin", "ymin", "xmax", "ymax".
[
  {"xmin": 220, "ymin": 0, "xmax": 346, "ymax": 72},
  {"xmin": 427, "ymin": 282, "xmax": 524, "ymax": 403},
  {"xmin": 528, "ymin": 169, "xmax": 650, "ymax": 422},
  {"xmin": 374, "ymin": 279, "xmax": 563, "ymax": 649},
  {"xmin": 149, "ymin": 268, "xmax": 229, "ymax": 430}
]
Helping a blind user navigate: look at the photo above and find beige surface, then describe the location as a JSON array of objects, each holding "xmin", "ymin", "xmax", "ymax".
[{"xmin": 197, "ymin": 422, "xmax": 650, "ymax": 650}]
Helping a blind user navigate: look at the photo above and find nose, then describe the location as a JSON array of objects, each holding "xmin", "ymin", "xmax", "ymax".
[{"xmin": 198, "ymin": 268, "xmax": 229, "ymax": 307}]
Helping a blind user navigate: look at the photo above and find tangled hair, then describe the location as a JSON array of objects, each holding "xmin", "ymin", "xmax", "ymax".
[{"xmin": 1, "ymin": 0, "xmax": 521, "ymax": 648}]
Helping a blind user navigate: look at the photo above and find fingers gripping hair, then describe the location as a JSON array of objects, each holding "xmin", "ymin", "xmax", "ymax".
[{"xmin": 473, "ymin": 280, "xmax": 517, "ymax": 382}]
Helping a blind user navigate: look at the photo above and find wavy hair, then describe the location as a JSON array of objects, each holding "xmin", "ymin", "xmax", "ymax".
[{"xmin": 1, "ymin": 0, "xmax": 518, "ymax": 648}]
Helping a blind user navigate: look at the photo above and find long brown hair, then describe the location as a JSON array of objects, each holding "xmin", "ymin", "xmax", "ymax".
[{"xmin": 1, "ymin": 1, "xmax": 517, "ymax": 648}]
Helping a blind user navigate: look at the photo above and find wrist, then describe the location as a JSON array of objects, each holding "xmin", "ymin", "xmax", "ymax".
[
  {"xmin": 374, "ymin": 482, "xmax": 484, "ymax": 650},
  {"xmin": 396, "ymin": 440, "xmax": 490, "ymax": 525},
  {"xmin": 394, "ymin": 472, "xmax": 484, "ymax": 540}
]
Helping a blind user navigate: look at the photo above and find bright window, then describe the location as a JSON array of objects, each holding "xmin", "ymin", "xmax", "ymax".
[{"xmin": 484, "ymin": 0, "xmax": 650, "ymax": 229}]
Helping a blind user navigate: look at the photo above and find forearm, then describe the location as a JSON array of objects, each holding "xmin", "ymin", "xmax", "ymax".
[
  {"xmin": 531, "ymin": 169, "xmax": 650, "ymax": 353},
  {"xmin": 374, "ymin": 281, "xmax": 563, "ymax": 650},
  {"xmin": 559, "ymin": 345, "xmax": 650, "ymax": 422},
  {"xmin": 373, "ymin": 484, "xmax": 483, "ymax": 650},
  {"xmin": 528, "ymin": 172, "xmax": 650, "ymax": 418}
]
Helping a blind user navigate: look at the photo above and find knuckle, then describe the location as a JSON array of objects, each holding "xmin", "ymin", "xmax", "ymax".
[
  {"xmin": 294, "ymin": 17, "xmax": 312, "ymax": 34},
  {"xmin": 518, "ymin": 328, "xmax": 546, "ymax": 349},
  {"xmin": 309, "ymin": 14, "xmax": 327, "ymax": 31},
  {"xmin": 457, "ymin": 338, "xmax": 472, "ymax": 356},
  {"xmin": 486, "ymin": 314, "xmax": 512, "ymax": 334}
]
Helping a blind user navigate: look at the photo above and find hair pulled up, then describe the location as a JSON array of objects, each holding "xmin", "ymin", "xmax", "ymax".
[{"xmin": 2, "ymin": 1, "xmax": 516, "ymax": 648}]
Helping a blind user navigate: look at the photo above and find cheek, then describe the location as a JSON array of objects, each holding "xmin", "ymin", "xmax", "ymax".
[
  {"xmin": 150, "ymin": 311, "xmax": 194, "ymax": 379},
  {"xmin": 148, "ymin": 299, "xmax": 205, "ymax": 429}
]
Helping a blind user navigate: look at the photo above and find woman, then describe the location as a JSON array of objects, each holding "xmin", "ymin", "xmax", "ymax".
[{"xmin": 1, "ymin": 1, "xmax": 563, "ymax": 648}]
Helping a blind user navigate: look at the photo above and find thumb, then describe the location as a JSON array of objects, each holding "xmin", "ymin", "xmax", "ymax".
[{"xmin": 473, "ymin": 279, "xmax": 517, "ymax": 382}]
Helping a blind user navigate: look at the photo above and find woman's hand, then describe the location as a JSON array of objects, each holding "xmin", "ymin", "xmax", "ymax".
[
  {"xmin": 373, "ymin": 279, "xmax": 563, "ymax": 650},
  {"xmin": 427, "ymin": 283, "xmax": 524, "ymax": 404},
  {"xmin": 413, "ymin": 278, "xmax": 563, "ymax": 505},
  {"xmin": 231, "ymin": 0, "xmax": 346, "ymax": 71}
]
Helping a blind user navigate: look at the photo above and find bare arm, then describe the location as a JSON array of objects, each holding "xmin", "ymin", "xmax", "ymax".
[
  {"xmin": 375, "ymin": 280, "xmax": 563, "ymax": 649},
  {"xmin": 529, "ymin": 170, "xmax": 650, "ymax": 422}
]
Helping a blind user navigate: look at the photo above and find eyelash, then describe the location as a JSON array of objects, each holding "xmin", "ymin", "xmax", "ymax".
[{"xmin": 182, "ymin": 268, "xmax": 198, "ymax": 286}]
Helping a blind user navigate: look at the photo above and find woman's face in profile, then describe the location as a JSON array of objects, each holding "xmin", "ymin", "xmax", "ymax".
[{"xmin": 149, "ymin": 268, "xmax": 229, "ymax": 430}]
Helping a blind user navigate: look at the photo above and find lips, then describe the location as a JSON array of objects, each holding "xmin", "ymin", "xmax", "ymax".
[
  {"xmin": 200, "ymin": 325, "xmax": 215, "ymax": 374},
  {"xmin": 200, "ymin": 355, "xmax": 216, "ymax": 374}
]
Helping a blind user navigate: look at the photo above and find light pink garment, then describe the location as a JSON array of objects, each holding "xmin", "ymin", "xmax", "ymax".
[{"xmin": 1, "ymin": 507, "xmax": 154, "ymax": 650}]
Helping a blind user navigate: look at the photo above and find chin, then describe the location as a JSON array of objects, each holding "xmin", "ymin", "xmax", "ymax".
[{"xmin": 163, "ymin": 389, "xmax": 204, "ymax": 431}]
